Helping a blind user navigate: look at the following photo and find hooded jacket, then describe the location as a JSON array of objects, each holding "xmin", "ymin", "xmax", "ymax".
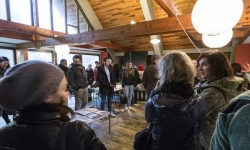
[
  {"xmin": 145, "ymin": 83, "xmax": 207, "ymax": 150},
  {"xmin": 210, "ymin": 90, "xmax": 250, "ymax": 150},
  {"xmin": 195, "ymin": 76, "xmax": 244, "ymax": 145},
  {"xmin": 0, "ymin": 104, "xmax": 106, "ymax": 150}
]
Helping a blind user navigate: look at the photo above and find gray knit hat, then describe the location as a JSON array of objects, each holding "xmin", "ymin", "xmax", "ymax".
[{"xmin": 0, "ymin": 60, "xmax": 64, "ymax": 111}]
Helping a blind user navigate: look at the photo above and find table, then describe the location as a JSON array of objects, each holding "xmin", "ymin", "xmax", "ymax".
[
  {"xmin": 72, "ymin": 107, "xmax": 111, "ymax": 134},
  {"xmin": 89, "ymin": 84, "xmax": 124, "ymax": 108}
]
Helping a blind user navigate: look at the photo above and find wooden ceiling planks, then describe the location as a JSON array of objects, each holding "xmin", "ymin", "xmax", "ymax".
[{"xmin": 88, "ymin": 0, "xmax": 145, "ymax": 28}]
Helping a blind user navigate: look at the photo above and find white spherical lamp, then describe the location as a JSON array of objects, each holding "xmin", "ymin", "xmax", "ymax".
[
  {"xmin": 55, "ymin": 45, "xmax": 70, "ymax": 55},
  {"xmin": 192, "ymin": 0, "xmax": 243, "ymax": 35},
  {"xmin": 202, "ymin": 29, "xmax": 233, "ymax": 48}
]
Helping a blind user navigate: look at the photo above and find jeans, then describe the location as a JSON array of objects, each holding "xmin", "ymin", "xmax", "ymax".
[
  {"xmin": 100, "ymin": 94, "xmax": 112, "ymax": 112},
  {"xmin": 125, "ymin": 85, "xmax": 134, "ymax": 106},
  {"xmin": 73, "ymin": 87, "xmax": 88, "ymax": 110}
]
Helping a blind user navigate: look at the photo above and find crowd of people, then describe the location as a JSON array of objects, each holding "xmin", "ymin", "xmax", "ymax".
[{"xmin": 0, "ymin": 50, "xmax": 250, "ymax": 149}]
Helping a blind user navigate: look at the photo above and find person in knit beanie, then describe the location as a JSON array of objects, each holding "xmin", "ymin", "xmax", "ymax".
[{"xmin": 0, "ymin": 60, "xmax": 106, "ymax": 150}]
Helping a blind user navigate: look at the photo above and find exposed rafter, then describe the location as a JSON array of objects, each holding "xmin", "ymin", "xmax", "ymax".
[
  {"xmin": 16, "ymin": 11, "xmax": 250, "ymax": 49},
  {"xmin": 154, "ymin": 0, "xmax": 183, "ymax": 17},
  {"xmin": 0, "ymin": 19, "xmax": 66, "ymax": 38}
]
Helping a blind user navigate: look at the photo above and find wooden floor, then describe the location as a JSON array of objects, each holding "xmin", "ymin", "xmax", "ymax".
[{"xmin": 90, "ymin": 101, "xmax": 147, "ymax": 150}]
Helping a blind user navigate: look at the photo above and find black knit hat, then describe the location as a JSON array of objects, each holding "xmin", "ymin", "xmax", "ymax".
[{"xmin": 0, "ymin": 60, "xmax": 64, "ymax": 111}]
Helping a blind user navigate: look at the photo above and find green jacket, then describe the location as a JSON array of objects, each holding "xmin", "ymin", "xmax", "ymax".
[
  {"xmin": 195, "ymin": 76, "xmax": 244, "ymax": 145},
  {"xmin": 66, "ymin": 64, "xmax": 88, "ymax": 90},
  {"xmin": 210, "ymin": 90, "xmax": 250, "ymax": 150}
]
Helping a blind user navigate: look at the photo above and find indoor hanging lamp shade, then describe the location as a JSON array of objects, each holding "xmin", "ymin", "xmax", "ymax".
[
  {"xmin": 192, "ymin": 0, "xmax": 243, "ymax": 35},
  {"xmin": 202, "ymin": 29, "xmax": 233, "ymax": 48},
  {"xmin": 55, "ymin": 45, "xmax": 70, "ymax": 55}
]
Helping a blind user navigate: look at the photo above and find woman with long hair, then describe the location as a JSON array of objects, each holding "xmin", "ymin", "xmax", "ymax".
[
  {"xmin": 144, "ymin": 51, "xmax": 207, "ymax": 149},
  {"xmin": 122, "ymin": 61, "xmax": 137, "ymax": 110},
  {"xmin": 195, "ymin": 50, "xmax": 244, "ymax": 145}
]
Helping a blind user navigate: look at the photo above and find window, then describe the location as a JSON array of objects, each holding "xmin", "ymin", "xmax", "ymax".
[
  {"xmin": 37, "ymin": 0, "xmax": 51, "ymax": 29},
  {"xmin": 67, "ymin": 26, "xmax": 78, "ymax": 34},
  {"xmin": 0, "ymin": 49, "xmax": 15, "ymax": 67},
  {"xmin": 79, "ymin": 10, "xmax": 88, "ymax": 32},
  {"xmin": 82, "ymin": 55, "xmax": 99, "ymax": 69},
  {"xmin": 57, "ymin": 53, "xmax": 75, "ymax": 66},
  {"xmin": 53, "ymin": 0, "xmax": 65, "ymax": 32},
  {"xmin": 67, "ymin": 0, "xmax": 77, "ymax": 27},
  {"xmin": 0, "ymin": 0, "xmax": 7, "ymax": 20},
  {"xmin": 9, "ymin": 0, "xmax": 31, "ymax": 25},
  {"xmin": 28, "ymin": 51, "xmax": 52, "ymax": 62}
]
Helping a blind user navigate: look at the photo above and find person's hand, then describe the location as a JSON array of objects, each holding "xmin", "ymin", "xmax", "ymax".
[
  {"xmin": 243, "ymin": 63, "xmax": 250, "ymax": 73},
  {"xmin": 110, "ymin": 84, "xmax": 115, "ymax": 87}
]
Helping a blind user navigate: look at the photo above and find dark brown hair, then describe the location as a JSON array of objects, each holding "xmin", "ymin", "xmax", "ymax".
[{"xmin": 197, "ymin": 50, "xmax": 233, "ymax": 80}]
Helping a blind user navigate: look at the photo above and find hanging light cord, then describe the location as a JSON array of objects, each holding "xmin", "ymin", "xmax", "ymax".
[{"xmin": 175, "ymin": 13, "xmax": 202, "ymax": 54}]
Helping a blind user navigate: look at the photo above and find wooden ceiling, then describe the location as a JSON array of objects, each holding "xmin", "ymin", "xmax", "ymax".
[
  {"xmin": 2, "ymin": 0, "xmax": 250, "ymax": 53},
  {"xmin": 87, "ymin": 0, "xmax": 206, "ymax": 51}
]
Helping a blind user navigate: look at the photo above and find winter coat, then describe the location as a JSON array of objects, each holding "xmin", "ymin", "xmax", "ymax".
[
  {"xmin": 96, "ymin": 64, "xmax": 115, "ymax": 95},
  {"xmin": 142, "ymin": 64, "xmax": 159, "ymax": 94},
  {"xmin": 210, "ymin": 90, "xmax": 250, "ymax": 150},
  {"xmin": 137, "ymin": 71, "xmax": 145, "ymax": 91},
  {"xmin": 195, "ymin": 76, "xmax": 244, "ymax": 145},
  {"xmin": 86, "ymin": 68, "xmax": 94, "ymax": 85},
  {"xmin": 0, "ymin": 104, "xmax": 106, "ymax": 150},
  {"xmin": 145, "ymin": 83, "xmax": 207, "ymax": 150},
  {"xmin": 66, "ymin": 64, "xmax": 88, "ymax": 90},
  {"xmin": 121, "ymin": 68, "xmax": 137, "ymax": 87},
  {"xmin": 58, "ymin": 64, "xmax": 68, "ymax": 75}
]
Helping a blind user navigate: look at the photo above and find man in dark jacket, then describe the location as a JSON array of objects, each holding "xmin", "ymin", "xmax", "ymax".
[
  {"xmin": 67, "ymin": 55, "xmax": 88, "ymax": 110},
  {"xmin": 0, "ymin": 60, "xmax": 106, "ymax": 150},
  {"xmin": 97, "ymin": 57, "xmax": 116, "ymax": 117},
  {"xmin": 0, "ymin": 57, "xmax": 4, "ymax": 78},
  {"xmin": 142, "ymin": 54, "xmax": 160, "ymax": 99},
  {"xmin": 86, "ymin": 64, "xmax": 94, "ymax": 85},
  {"xmin": 58, "ymin": 59, "xmax": 68, "ymax": 75}
]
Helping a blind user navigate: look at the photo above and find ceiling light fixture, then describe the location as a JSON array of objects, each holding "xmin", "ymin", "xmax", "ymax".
[
  {"xmin": 55, "ymin": 44, "xmax": 70, "ymax": 55},
  {"xmin": 192, "ymin": 0, "xmax": 243, "ymax": 35},
  {"xmin": 130, "ymin": 20, "xmax": 136, "ymax": 25},
  {"xmin": 150, "ymin": 39, "xmax": 160, "ymax": 44}
]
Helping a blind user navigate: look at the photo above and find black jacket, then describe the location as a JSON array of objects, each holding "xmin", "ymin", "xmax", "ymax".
[
  {"xmin": 97, "ymin": 64, "xmax": 115, "ymax": 95},
  {"xmin": 67, "ymin": 64, "xmax": 88, "ymax": 90},
  {"xmin": 58, "ymin": 64, "xmax": 69, "ymax": 75},
  {"xmin": 0, "ymin": 104, "xmax": 106, "ymax": 150},
  {"xmin": 142, "ymin": 64, "xmax": 159, "ymax": 93},
  {"xmin": 121, "ymin": 68, "xmax": 138, "ymax": 87},
  {"xmin": 145, "ymin": 83, "xmax": 207, "ymax": 150},
  {"xmin": 86, "ymin": 68, "xmax": 94, "ymax": 85}
]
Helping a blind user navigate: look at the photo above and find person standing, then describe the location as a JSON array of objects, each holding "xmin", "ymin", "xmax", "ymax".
[
  {"xmin": 143, "ymin": 51, "xmax": 207, "ymax": 149},
  {"xmin": 97, "ymin": 57, "xmax": 116, "ymax": 117},
  {"xmin": 0, "ymin": 56, "xmax": 11, "ymax": 124},
  {"xmin": 86, "ymin": 64, "xmax": 94, "ymax": 85},
  {"xmin": 142, "ymin": 55, "xmax": 161, "ymax": 99},
  {"xmin": 122, "ymin": 61, "xmax": 137, "ymax": 110},
  {"xmin": 67, "ymin": 55, "xmax": 88, "ymax": 110},
  {"xmin": 0, "ymin": 60, "xmax": 106, "ymax": 150},
  {"xmin": 195, "ymin": 50, "xmax": 244, "ymax": 146},
  {"xmin": 58, "ymin": 59, "xmax": 68, "ymax": 75},
  {"xmin": 94, "ymin": 61, "xmax": 100, "ymax": 83},
  {"xmin": 137, "ymin": 64, "xmax": 146, "ymax": 101}
]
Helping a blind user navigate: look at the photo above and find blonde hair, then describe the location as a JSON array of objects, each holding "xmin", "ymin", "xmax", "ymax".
[{"xmin": 159, "ymin": 51, "xmax": 196, "ymax": 86}]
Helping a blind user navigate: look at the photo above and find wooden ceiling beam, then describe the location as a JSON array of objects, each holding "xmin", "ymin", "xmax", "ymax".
[
  {"xmin": 16, "ymin": 12, "xmax": 250, "ymax": 49},
  {"xmin": 89, "ymin": 41, "xmax": 129, "ymax": 51},
  {"xmin": 0, "ymin": 19, "xmax": 66, "ymax": 38},
  {"xmin": 154, "ymin": 0, "xmax": 183, "ymax": 17},
  {"xmin": 0, "ymin": 30, "xmax": 34, "ymax": 41}
]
